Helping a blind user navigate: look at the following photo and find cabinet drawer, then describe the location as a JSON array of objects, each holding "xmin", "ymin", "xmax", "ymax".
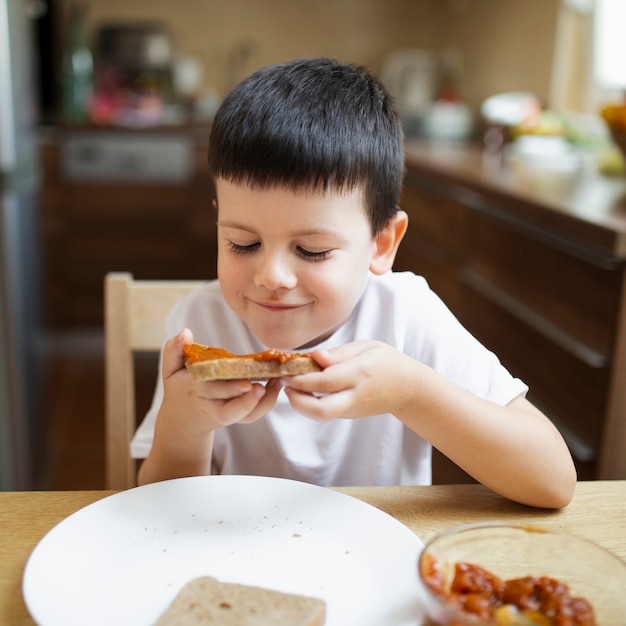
[
  {"xmin": 461, "ymin": 287, "xmax": 608, "ymax": 455},
  {"xmin": 66, "ymin": 184, "xmax": 190, "ymax": 212},
  {"xmin": 464, "ymin": 212, "xmax": 621, "ymax": 360},
  {"xmin": 397, "ymin": 181, "xmax": 464, "ymax": 310},
  {"xmin": 67, "ymin": 205, "xmax": 189, "ymax": 237},
  {"xmin": 401, "ymin": 181, "xmax": 464, "ymax": 249},
  {"xmin": 394, "ymin": 238, "xmax": 460, "ymax": 310},
  {"xmin": 40, "ymin": 139, "xmax": 219, "ymax": 327}
]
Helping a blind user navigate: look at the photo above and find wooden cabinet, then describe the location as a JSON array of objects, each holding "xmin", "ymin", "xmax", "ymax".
[
  {"xmin": 40, "ymin": 132, "xmax": 217, "ymax": 327},
  {"xmin": 394, "ymin": 182, "xmax": 465, "ymax": 313},
  {"xmin": 397, "ymin": 154, "xmax": 626, "ymax": 482}
]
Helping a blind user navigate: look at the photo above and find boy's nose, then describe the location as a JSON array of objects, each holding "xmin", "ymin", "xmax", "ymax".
[{"xmin": 254, "ymin": 252, "xmax": 297, "ymax": 290}]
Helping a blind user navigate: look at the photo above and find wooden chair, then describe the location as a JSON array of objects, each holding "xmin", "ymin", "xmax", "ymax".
[{"xmin": 104, "ymin": 272, "xmax": 203, "ymax": 490}]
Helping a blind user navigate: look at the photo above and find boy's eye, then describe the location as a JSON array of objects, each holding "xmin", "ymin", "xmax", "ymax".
[
  {"xmin": 228, "ymin": 241, "xmax": 260, "ymax": 254},
  {"xmin": 296, "ymin": 246, "xmax": 332, "ymax": 261},
  {"xmin": 227, "ymin": 241, "xmax": 332, "ymax": 261}
]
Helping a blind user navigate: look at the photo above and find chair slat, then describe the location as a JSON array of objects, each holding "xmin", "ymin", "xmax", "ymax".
[{"xmin": 104, "ymin": 272, "xmax": 202, "ymax": 489}]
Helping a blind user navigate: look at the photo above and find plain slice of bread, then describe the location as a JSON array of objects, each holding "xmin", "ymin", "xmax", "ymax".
[
  {"xmin": 185, "ymin": 354, "xmax": 321, "ymax": 381},
  {"xmin": 154, "ymin": 576, "xmax": 326, "ymax": 626}
]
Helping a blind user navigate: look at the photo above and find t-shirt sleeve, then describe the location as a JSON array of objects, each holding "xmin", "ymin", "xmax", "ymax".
[{"xmin": 401, "ymin": 274, "xmax": 528, "ymax": 407}]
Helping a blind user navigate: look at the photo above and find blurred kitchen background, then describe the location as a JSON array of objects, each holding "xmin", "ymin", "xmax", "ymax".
[{"xmin": 2, "ymin": 0, "xmax": 625, "ymax": 490}]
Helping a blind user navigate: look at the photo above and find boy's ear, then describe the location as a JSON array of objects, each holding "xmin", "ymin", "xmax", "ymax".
[{"xmin": 370, "ymin": 210, "xmax": 408, "ymax": 275}]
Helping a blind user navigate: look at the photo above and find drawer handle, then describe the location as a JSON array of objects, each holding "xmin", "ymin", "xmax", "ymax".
[
  {"xmin": 460, "ymin": 269, "xmax": 608, "ymax": 369},
  {"xmin": 532, "ymin": 403, "xmax": 597, "ymax": 463}
]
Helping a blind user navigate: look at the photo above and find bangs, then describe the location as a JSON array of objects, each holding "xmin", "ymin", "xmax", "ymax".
[{"xmin": 208, "ymin": 58, "xmax": 404, "ymax": 233}]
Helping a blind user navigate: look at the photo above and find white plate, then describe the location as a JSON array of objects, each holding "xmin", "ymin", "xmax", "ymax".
[{"xmin": 23, "ymin": 476, "xmax": 424, "ymax": 626}]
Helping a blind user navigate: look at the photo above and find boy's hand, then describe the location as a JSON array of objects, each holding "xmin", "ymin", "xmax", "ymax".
[
  {"xmin": 159, "ymin": 329, "xmax": 282, "ymax": 433},
  {"xmin": 139, "ymin": 329, "xmax": 282, "ymax": 485},
  {"xmin": 280, "ymin": 340, "xmax": 416, "ymax": 420}
]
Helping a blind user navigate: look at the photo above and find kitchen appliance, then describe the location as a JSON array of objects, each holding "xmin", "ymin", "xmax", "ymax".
[
  {"xmin": 0, "ymin": 0, "xmax": 44, "ymax": 489},
  {"xmin": 95, "ymin": 22, "xmax": 174, "ymax": 96},
  {"xmin": 61, "ymin": 132, "xmax": 193, "ymax": 183},
  {"xmin": 379, "ymin": 48, "xmax": 437, "ymax": 138},
  {"xmin": 30, "ymin": 0, "xmax": 58, "ymax": 123}
]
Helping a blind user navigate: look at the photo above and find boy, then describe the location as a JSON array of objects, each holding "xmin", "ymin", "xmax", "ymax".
[{"xmin": 132, "ymin": 58, "xmax": 576, "ymax": 508}]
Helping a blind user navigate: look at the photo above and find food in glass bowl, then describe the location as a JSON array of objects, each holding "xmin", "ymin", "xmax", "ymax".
[
  {"xmin": 421, "ymin": 553, "xmax": 593, "ymax": 625},
  {"xmin": 416, "ymin": 523, "xmax": 626, "ymax": 626}
]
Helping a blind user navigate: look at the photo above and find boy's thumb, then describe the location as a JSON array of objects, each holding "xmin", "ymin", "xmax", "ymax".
[{"xmin": 162, "ymin": 328, "xmax": 194, "ymax": 379}]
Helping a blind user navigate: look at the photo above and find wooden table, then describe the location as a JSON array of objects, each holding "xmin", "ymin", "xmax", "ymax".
[{"xmin": 2, "ymin": 481, "xmax": 625, "ymax": 625}]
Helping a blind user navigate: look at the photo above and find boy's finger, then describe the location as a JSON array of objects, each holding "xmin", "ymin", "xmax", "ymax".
[
  {"xmin": 162, "ymin": 328, "xmax": 194, "ymax": 379},
  {"xmin": 216, "ymin": 384, "xmax": 268, "ymax": 424},
  {"xmin": 312, "ymin": 340, "xmax": 370, "ymax": 367},
  {"xmin": 281, "ymin": 367, "xmax": 350, "ymax": 394},
  {"xmin": 284, "ymin": 386, "xmax": 350, "ymax": 421},
  {"xmin": 195, "ymin": 379, "xmax": 253, "ymax": 400}
]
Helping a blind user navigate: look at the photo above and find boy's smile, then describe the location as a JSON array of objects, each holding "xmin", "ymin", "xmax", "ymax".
[{"xmin": 215, "ymin": 178, "xmax": 381, "ymax": 350}]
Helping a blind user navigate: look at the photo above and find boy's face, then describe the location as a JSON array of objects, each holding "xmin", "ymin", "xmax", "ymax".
[{"xmin": 215, "ymin": 178, "xmax": 379, "ymax": 350}]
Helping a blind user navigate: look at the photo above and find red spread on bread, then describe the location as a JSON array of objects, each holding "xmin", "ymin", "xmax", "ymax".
[{"xmin": 183, "ymin": 344, "xmax": 311, "ymax": 365}]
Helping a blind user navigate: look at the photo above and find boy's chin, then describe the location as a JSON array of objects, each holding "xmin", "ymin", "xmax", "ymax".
[{"xmin": 253, "ymin": 328, "xmax": 327, "ymax": 352}]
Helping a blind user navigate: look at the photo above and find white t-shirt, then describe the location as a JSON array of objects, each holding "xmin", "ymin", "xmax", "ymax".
[{"xmin": 131, "ymin": 271, "xmax": 528, "ymax": 486}]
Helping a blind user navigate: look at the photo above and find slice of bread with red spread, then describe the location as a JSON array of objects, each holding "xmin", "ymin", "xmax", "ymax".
[{"xmin": 183, "ymin": 344, "xmax": 321, "ymax": 381}]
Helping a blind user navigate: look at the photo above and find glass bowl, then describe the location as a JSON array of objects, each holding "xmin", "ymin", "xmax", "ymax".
[{"xmin": 416, "ymin": 522, "xmax": 626, "ymax": 625}]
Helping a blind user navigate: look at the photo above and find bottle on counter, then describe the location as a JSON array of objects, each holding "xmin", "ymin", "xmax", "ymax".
[{"xmin": 61, "ymin": 4, "xmax": 93, "ymax": 123}]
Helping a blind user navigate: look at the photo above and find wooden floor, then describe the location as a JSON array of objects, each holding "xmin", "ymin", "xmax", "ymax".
[
  {"xmin": 39, "ymin": 330, "xmax": 107, "ymax": 490},
  {"xmin": 38, "ymin": 330, "xmax": 472, "ymax": 490}
]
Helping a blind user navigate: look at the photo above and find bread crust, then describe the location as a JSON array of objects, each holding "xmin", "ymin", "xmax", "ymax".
[{"xmin": 183, "ymin": 344, "xmax": 321, "ymax": 381}]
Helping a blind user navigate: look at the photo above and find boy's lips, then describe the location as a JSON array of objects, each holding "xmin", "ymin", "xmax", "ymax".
[{"xmin": 251, "ymin": 299, "xmax": 308, "ymax": 312}]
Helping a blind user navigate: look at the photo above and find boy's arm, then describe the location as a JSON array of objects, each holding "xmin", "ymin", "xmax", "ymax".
[
  {"xmin": 137, "ymin": 329, "xmax": 281, "ymax": 486},
  {"xmin": 281, "ymin": 341, "xmax": 577, "ymax": 509}
]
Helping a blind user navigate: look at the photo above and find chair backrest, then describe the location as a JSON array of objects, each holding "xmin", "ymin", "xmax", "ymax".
[{"xmin": 104, "ymin": 272, "xmax": 203, "ymax": 490}]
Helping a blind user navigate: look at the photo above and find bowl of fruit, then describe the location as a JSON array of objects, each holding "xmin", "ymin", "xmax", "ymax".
[
  {"xmin": 416, "ymin": 522, "xmax": 626, "ymax": 625},
  {"xmin": 600, "ymin": 101, "xmax": 626, "ymax": 160}
]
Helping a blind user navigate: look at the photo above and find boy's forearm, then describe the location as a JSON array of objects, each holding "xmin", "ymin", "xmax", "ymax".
[
  {"xmin": 137, "ymin": 444, "xmax": 213, "ymax": 486},
  {"xmin": 394, "ymin": 361, "xmax": 576, "ymax": 509},
  {"xmin": 137, "ymin": 410, "xmax": 215, "ymax": 486}
]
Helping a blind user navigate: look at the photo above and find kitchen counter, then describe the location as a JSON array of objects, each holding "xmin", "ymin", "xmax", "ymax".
[
  {"xmin": 397, "ymin": 141, "xmax": 626, "ymax": 481},
  {"xmin": 404, "ymin": 141, "xmax": 626, "ymax": 262}
]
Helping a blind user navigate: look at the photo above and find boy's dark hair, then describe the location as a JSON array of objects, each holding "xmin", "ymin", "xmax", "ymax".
[{"xmin": 208, "ymin": 57, "xmax": 404, "ymax": 235}]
